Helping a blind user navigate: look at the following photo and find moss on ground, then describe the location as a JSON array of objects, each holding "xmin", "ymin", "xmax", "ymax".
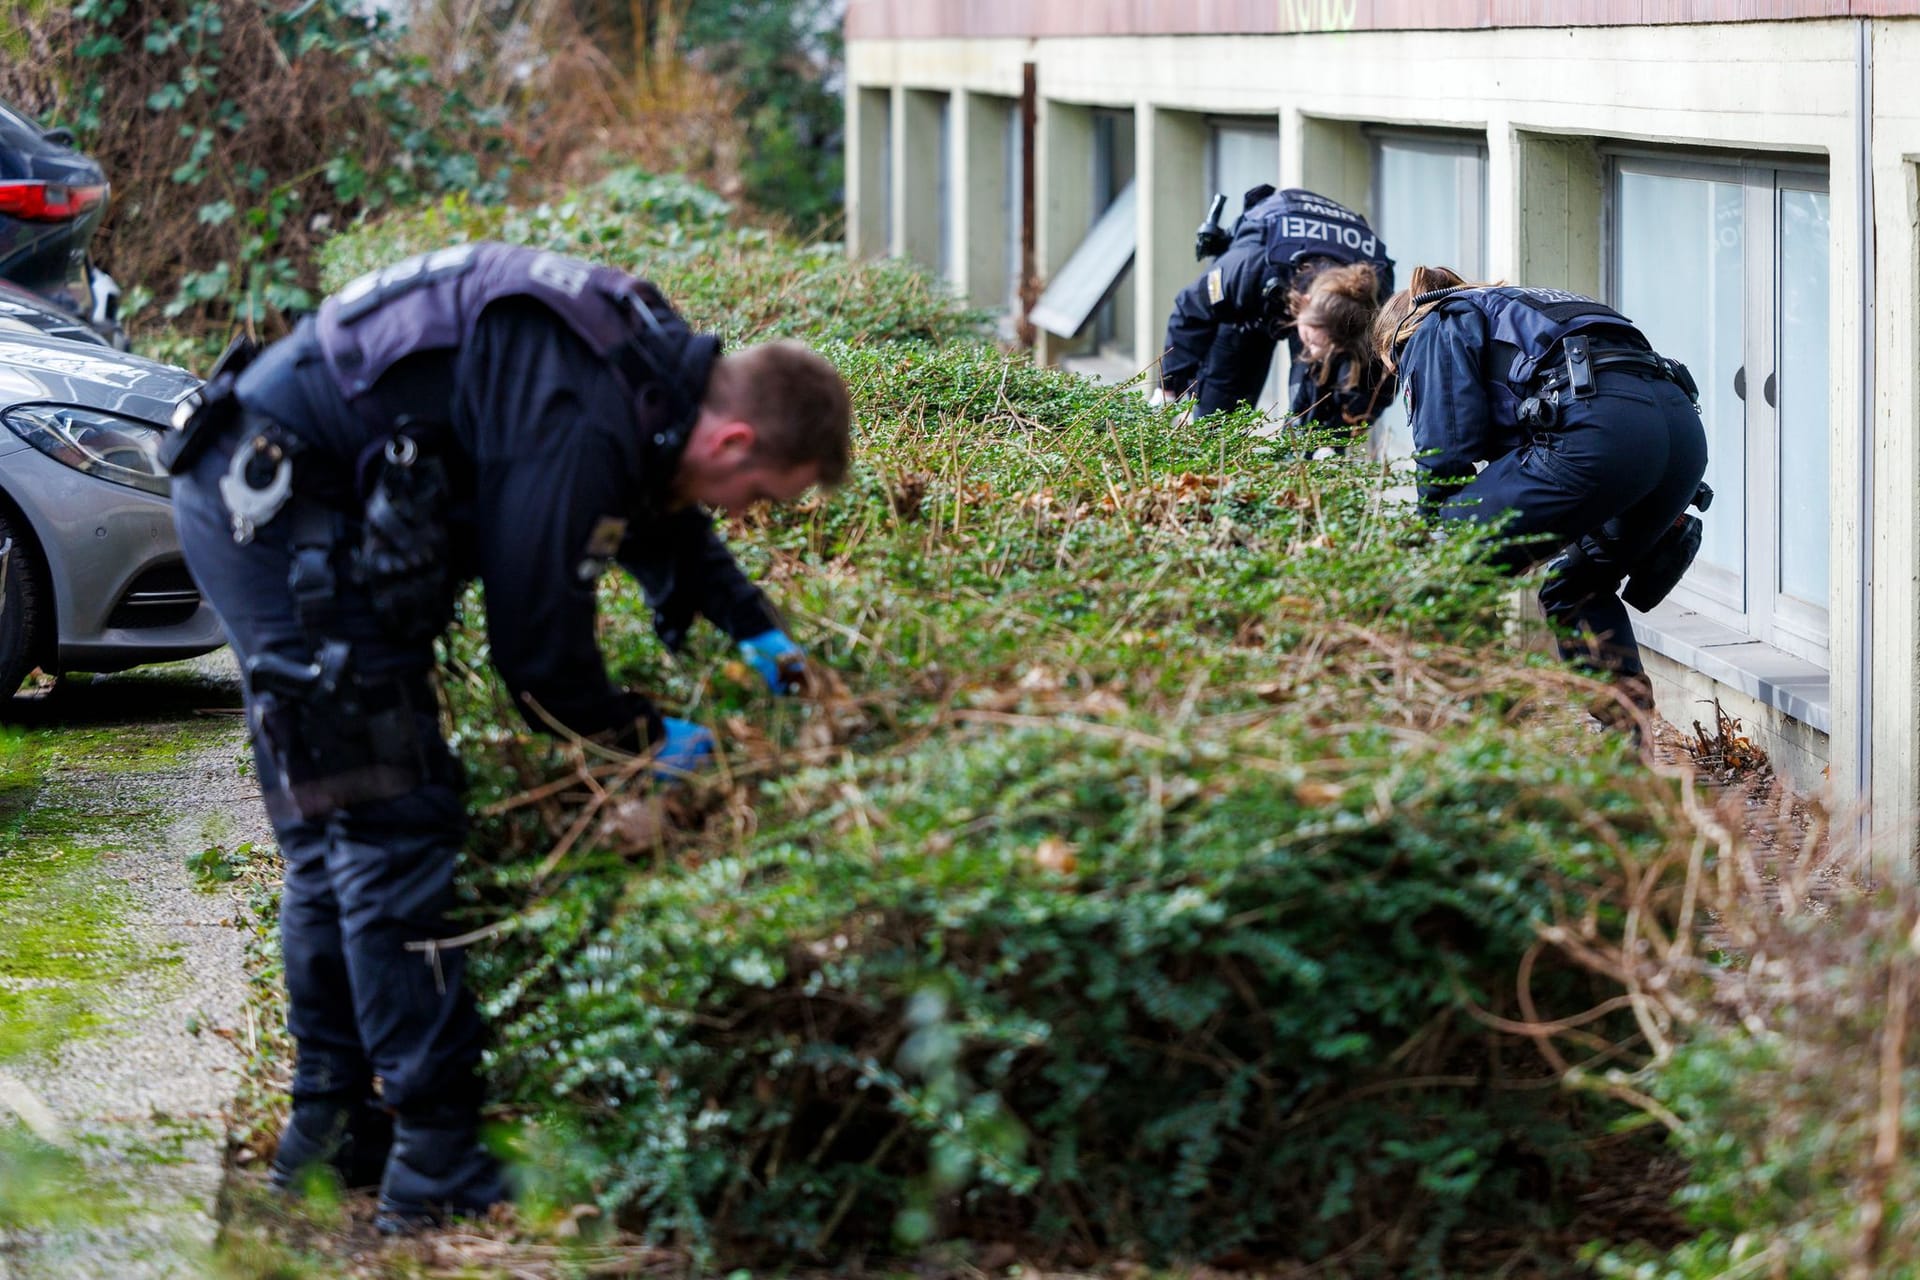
[{"xmin": 0, "ymin": 693, "xmax": 230, "ymax": 1060}]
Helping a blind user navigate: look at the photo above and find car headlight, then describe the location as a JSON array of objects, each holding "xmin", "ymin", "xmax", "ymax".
[{"xmin": 2, "ymin": 404, "xmax": 169, "ymax": 496}]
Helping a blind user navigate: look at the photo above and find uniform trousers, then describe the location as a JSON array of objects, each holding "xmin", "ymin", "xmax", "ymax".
[{"xmin": 1437, "ymin": 370, "xmax": 1709, "ymax": 678}]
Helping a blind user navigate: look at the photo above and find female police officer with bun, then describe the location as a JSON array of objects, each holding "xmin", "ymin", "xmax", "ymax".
[
  {"xmin": 1372, "ymin": 265, "xmax": 1709, "ymax": 727},
  {"xmin": 1159, "ymin": 186, "xmax": 1395, "ymax": 438}
]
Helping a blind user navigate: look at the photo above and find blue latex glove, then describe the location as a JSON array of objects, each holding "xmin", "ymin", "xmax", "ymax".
[
  {"xmin": 652, "ymin": 716, "xmax": 715, "ymax": 779},
  {"xmin": 738, "ymin": 629, "xmax": 807, "ymax": 695}
]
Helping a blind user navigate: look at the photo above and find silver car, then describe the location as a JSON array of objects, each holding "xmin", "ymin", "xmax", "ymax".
[{"xmin": 0, "ymin": 331, "xmax": 225, "ymax": 698}]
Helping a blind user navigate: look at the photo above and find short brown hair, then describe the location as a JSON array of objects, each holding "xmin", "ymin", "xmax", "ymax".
[{"xmin": 704, "ymin": 340, "xmax": 852, "ymax": 485}]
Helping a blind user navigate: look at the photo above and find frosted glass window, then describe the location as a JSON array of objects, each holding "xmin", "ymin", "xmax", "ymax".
[
  {"xmin": 934, "ymin": 93, "xmax": 953, "ymax": 283},
  {"xmin": 1616, "ymin": 171, "xmax": 1746, "ymax": 590},
  {"xmin": 1776, "ymin": 186, "xmax": 1830, "ymax": 606},
  {"xmin": 1374, "ymin": 139, "xmax": 1486, "ymax": 281},
  {"xmin": 1370, "ymin": 134, "xmax": 1487, "ymax": 454},
  {"xmin": 1090, "ymin": 110, "xmax": 1136, "ymax": 357},
  {"xmin": 1208, "ymin": 123, "xmax": 1279, "ymax": 224},
  {"xmin": 1609, "ymin": 157, "xmax": 1831, "ymax": 667},
  {"xmin": 1207, "ymin": 120, "xmax": 1281, "ymax": 405}
]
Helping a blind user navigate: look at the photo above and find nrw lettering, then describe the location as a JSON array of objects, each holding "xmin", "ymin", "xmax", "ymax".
[{"xmin": 1282, "ymin": 0, "xmax": 1359, "ymax": 34}]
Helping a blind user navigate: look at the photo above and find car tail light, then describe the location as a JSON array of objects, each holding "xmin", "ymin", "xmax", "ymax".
[{"xmin": 0, "ymin": 180, "xmax": 107, "ymax": 222}]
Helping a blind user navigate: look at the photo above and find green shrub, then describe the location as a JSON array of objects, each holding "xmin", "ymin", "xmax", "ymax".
[
  {"xmin": 318, "ymin": 169, "xmax": 982, "ymax": 349},
  {"xmin": 1582, "ymin": 829, "xmax": 1920, "ymax": 1280},
  {"xmin": 311, "ymin": 191, "xmax": 1701, "ymax": 1273}
]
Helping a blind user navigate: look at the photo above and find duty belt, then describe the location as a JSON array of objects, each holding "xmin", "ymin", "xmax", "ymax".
[
  {"xmin": 1518, "ymin": 335, "xmax": 1695, "ymax": 431},
  {"xmin": 1531, "ymin": 338, "xmax": 1679, "ymax": 399}
]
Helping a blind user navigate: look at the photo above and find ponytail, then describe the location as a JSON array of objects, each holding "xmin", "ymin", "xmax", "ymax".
[{"xmin": 1372, "ymin": 265, "xmax": 1488, "ymax": 373}]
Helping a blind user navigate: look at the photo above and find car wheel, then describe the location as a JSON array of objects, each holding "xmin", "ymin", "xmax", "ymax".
[{"xmin": 0, "ymin": 511, "xmax": 48, "ymax": 699}]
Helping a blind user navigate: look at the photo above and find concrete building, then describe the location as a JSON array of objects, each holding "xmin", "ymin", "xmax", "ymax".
[{"xmin": 843, "ymin": 0, "xmax": 1920, "ymax": 837}]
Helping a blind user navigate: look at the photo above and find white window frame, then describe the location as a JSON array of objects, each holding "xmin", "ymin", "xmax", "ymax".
[{"xmin": 1604, "ymin": 151, "xmax": 1831, "ymax": 668}]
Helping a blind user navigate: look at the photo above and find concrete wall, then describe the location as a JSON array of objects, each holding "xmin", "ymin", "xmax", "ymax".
[{"xmin": 845, "ymin": 19, "xmax": 1920, "ymax": 834}]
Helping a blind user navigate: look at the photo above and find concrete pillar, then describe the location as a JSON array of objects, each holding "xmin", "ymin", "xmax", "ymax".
[
  {"xmin": 1297, "ymin": 115, "xmax": 1371, "ymax": 216},
  {"xmin": 1484, "ymin": 118, "xmax": 1517, "ymax": 282},
  {"xmin": 1036, "ymin": 99, "xmax": 1094, "ymax": 366},
  {"xmin": 1137, "ymin": 104, "xmax": 1207, "ymax": 385},
  {"xmin": 1513, "ymin": 131, "xmax": 1604, "ymax": 294},
  {"xmin": 1870, "ymin": 154, "xmax": 1918, "ymax": 853},
  {"xmin": 847, "ymin": 85, "xmax": 891, "ymax": 260}
]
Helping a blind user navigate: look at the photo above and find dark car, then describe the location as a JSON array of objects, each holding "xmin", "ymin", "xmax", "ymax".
[
  {"xmin": 0, "ymin": 277, "xmax": 110, "ymax": 346},
  {"xmin": 0, "ymin": 99, "xmax": 123, "ymax": 348},
  {"xmin": 0, "ymin": 331, "xmax": 225, "ymax": 699}
]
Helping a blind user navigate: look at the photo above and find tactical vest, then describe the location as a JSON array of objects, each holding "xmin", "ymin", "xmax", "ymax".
[
  {"xmin": 1432, "ymin": 286, "xmax": 1647, "ymax": 429},
  {"xmin": 312, "ymin": 241, "xmax": 704, "ymax": 417},
  {"xmin": 1234, "ymin": 189, "xmax": 1396, "ymax": 297}
]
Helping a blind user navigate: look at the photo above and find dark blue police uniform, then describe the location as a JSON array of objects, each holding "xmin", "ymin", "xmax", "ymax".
[
  {"xmin": 166, "ymin": 244, "xmax": 784, "ymax": 1224},
  {"xmin": 1395, "ymin": 285, "xmax": 1709, "ymax": 681},
  {"xmin": 1161, "ymin": 187, "xmax": 1395, "ymax": 425}
]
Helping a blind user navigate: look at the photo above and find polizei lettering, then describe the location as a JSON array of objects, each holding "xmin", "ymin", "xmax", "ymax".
[{"xmin": 1276, "ymin": 215, "xmax": 1378, "ymax": 258}]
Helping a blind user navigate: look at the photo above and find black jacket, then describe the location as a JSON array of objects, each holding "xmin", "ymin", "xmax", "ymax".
[{"xmin": 237, "ymin": 298, "xmax": 778, "ymax": 744}]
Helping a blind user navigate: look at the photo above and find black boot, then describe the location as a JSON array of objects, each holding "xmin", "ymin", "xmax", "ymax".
[
  {"xmin": 270, "ymin": 1095, "xmax": 395, "ymax": 1192},
  {"xmin": 374, "ymin": 1117, "xmax": 510, "ymax": 1236},
  {"xmin": 1590, "ymin": 672, "xmax": 1656, "ymax": 750}
]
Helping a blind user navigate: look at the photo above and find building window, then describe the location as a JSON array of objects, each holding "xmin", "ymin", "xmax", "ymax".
[
  {"xmin": 899, "ymin": 90, "xmax": 950, "ymax": 276},
  {"xmin": 855, "ymin": 87, "xmax": 891, "ymax": 257},
  {"xmin": 1372, "ymin": 131, "xmax": 1488, "ymax": 281},
  {"xmin": 1207, "ymin": 118, "xmax": 1279, "ymax": 226},
  {"xmin": 935, "ymin": 92, "xmax": 953, "ymax": 283},
  {"xmin": 1091, "ymin": 109, "xmax": 1136, "ymax": 358},
  {"xmin": 1369, "ymin": 130, "xmax": 1489, "ymax": 453},
  {"xmin": 1005, "ymin": 104, "xmax": 1024, "ymax": 314},
  {"xmin": 1610, "ymin": 156, "xmax": 1831, "ymax": 666},
  {"xmin": 1207, "ymin": 118, "xmax": 1282, "ymax": 407}
]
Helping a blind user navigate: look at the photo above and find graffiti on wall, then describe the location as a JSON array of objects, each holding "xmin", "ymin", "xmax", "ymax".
[{"xmin": 1280, "ymin": 0, "xmax": 1360, "ymax": 34}]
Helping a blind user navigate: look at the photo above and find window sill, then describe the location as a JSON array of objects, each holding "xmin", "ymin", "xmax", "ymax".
[
  {"xmin": 1057, "ymin": 350, "xmax": 1145, "ymax": 387},
  {"xmin": 1631, "ymin": 600, "xmax": 1831, "ymax": 734}
]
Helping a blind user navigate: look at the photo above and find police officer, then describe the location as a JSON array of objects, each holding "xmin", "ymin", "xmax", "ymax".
[
  {"xmin": 1373, "ymin": 265, "xmax": 1709, "ymax": 723},
  {"xmin": 1160, "ymin": 186, "xmax": 1396, "ymax": 432},
  {"xmin": 163, "ymin": 242, "xmax": 852, "ymax": 1230}
]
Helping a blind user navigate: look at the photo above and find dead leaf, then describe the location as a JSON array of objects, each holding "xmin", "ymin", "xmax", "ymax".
[
  {"xmin": 1295, "ymin": 781, "xmax": 1345, "ymax": 807},
  {"xmin": 597, "ymin": 797, "xmax": 666, "ymax": 853},
  {"xmin": 1031, "ymin": 836, "xmax": 1079, "ymax": 875}
]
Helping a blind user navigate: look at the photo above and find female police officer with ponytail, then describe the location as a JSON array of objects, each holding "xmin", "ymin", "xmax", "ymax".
[{"xmin": 1372, "ymin": 265, "xmax": 1710, "ymax": 726}]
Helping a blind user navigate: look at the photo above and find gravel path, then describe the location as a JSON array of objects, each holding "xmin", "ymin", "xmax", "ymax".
[{"xmin": 1, "ymin": 661, "xmax": 262, "ymax": 1279}]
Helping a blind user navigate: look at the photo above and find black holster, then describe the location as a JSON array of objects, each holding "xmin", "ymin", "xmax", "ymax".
[
  {"xmin": 1621, "ymin": 514, "xmax": 1704, "ymax": 613},
  {"xmin": 248, "ymin": 643, "xmax": 433, "ymax": 820}
]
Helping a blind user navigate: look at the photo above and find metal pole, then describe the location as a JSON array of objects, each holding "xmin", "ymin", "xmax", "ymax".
[{"xmin": 1017, "ymin": 61, "xmax": 1038, "ymax": 349}]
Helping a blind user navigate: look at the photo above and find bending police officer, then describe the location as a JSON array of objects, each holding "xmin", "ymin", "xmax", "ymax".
[
  {"xmin": 1373, "ymin": 265, "xmax": 1709, "ymax": 725},
  {"xmin": 163, "ymin": 242, "xmax": 852, "ymax": 1230},
  {"xmin": 1161, "ymin": 186, "xmax": 1396, "ymax": 435}
]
